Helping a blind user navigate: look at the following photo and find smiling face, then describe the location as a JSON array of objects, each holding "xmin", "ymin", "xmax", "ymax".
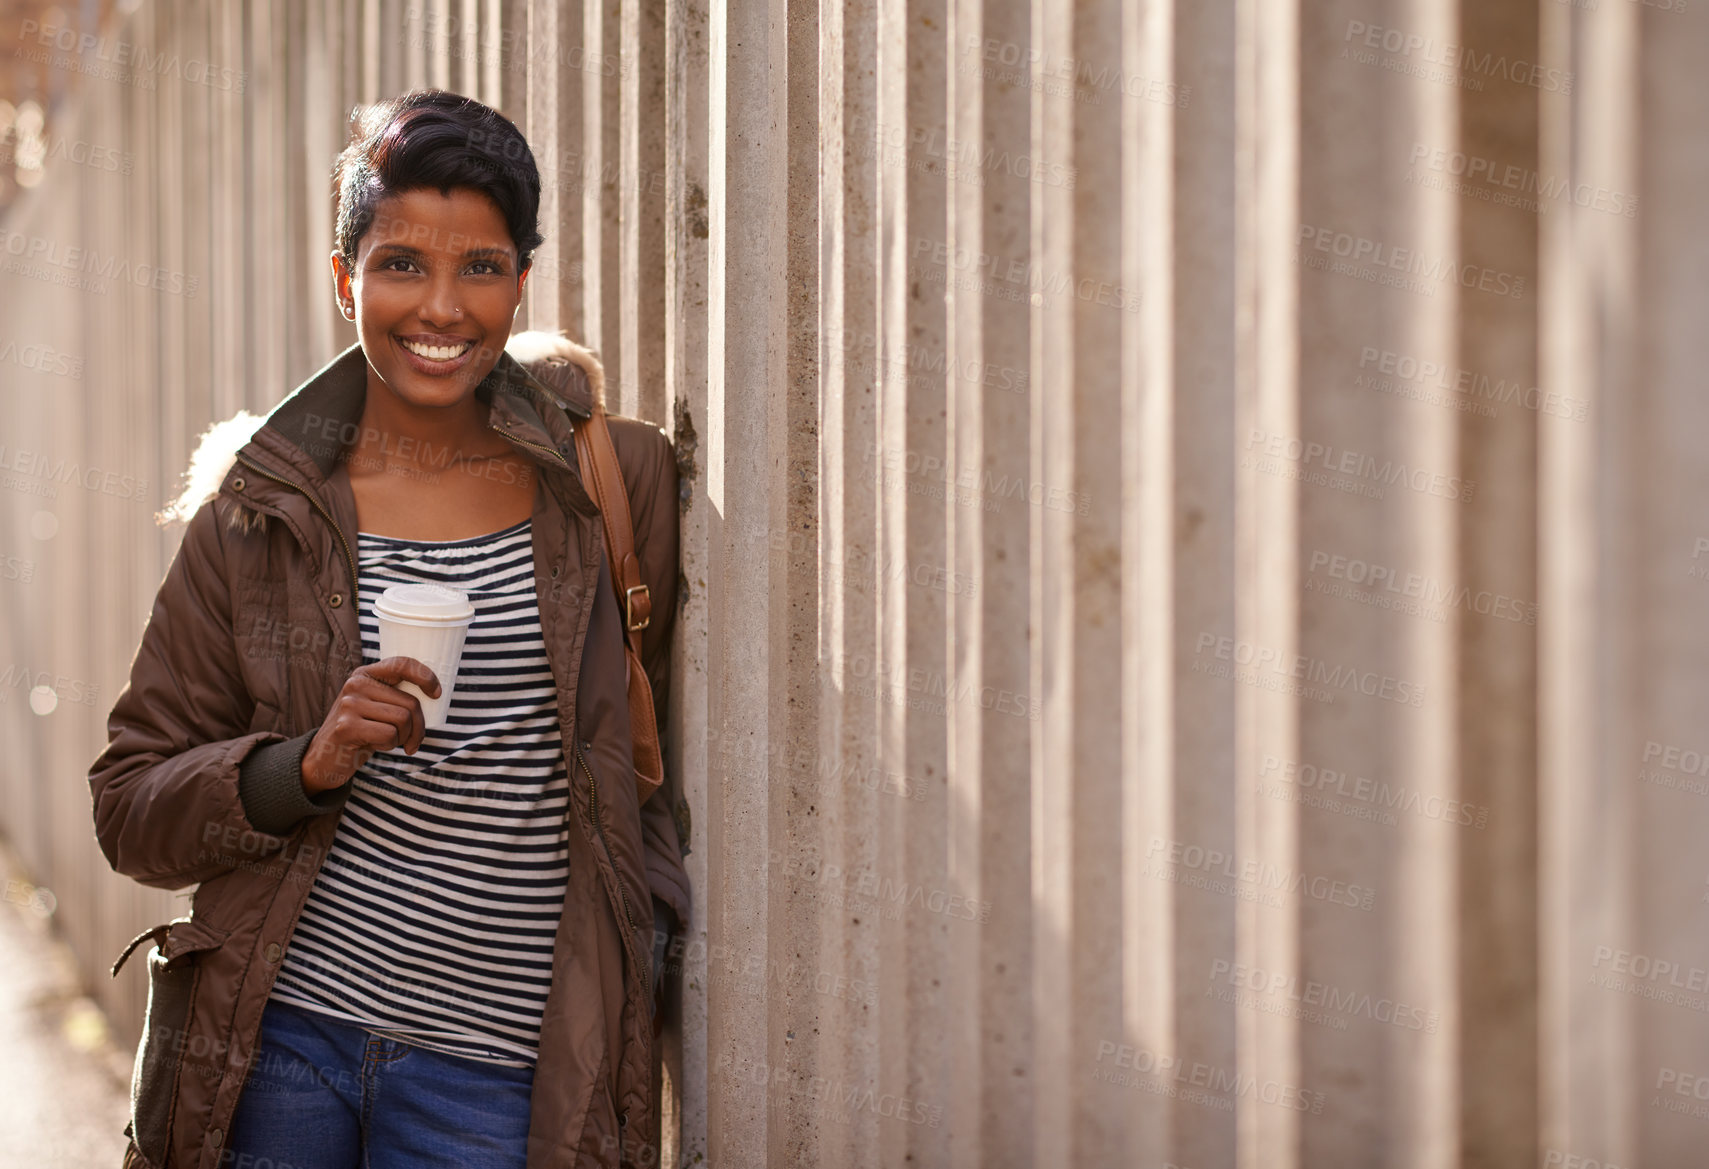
[{"xmin": 331, "ymin": 186, "xmax": 530, "ymax": 410}]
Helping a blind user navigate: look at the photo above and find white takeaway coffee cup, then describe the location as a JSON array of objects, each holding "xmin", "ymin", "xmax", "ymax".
[{"xmin": 373, "ymin": 583, "xmax": 476, "ymax": 731}]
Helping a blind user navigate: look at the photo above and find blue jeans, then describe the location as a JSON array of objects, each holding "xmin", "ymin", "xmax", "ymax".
[{"xmin": 222, "ymin": 998, "xmax": 534, "ymax": 1169}]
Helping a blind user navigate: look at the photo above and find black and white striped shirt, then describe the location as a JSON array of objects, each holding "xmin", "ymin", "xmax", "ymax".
[{"xmin": 269, "ymin": 516, "xmax": 570, "ymax": 1068}]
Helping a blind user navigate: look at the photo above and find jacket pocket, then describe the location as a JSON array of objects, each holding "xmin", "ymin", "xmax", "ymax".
[{"xmin": 119, "ymin": 917, "xmax": 233, "ymax": 1169}]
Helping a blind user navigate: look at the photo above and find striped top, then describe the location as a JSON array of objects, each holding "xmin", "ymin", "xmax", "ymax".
[{"xmin": 268, "ymin": 516, "xmax": 570, "ymax": 1068}]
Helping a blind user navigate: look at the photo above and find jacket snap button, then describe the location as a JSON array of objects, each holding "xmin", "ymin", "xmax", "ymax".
[
  {"xmin": 209, "ymin": 1127, "xmax": 224, "ymax": 1145},
  {"xmin": 551, "ymin": 565, "xmax": 559, "ymax": 577},
  {"xmin": 330, "ymin": 593, "xmax": 343, "ymax": 608},
  {"xmin": 618, "ymin": 1110, "xmax": 627, "ymax": 1129},
  {"xmin": 231, "ymin": 476, "xmax": 245, "ymax": 492},
  {"xmin": 265, "ymin": 942, "xmax": 282, "ymax": 963}
]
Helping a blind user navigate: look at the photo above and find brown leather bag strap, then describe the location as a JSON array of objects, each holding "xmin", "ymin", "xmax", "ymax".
[
  {"xmin": 572, "ymin": 408, "xmax": 652, "ymax": 658},
  {"xmin": 571, "ymin": 404, "xmax": 665, "ymax": 807}
]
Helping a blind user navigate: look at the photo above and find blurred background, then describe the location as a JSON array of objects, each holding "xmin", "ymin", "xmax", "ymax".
[{"xmin": 1, "ymin": 0, "xmax": 1706, "ymax": 1166}]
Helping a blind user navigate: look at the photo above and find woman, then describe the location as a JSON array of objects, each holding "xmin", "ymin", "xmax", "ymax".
[{"xmin": 88, "ymin": 89, "xmax": 688, "ymax": 1169}]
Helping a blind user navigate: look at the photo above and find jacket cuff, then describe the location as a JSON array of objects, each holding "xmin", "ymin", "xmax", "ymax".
[{"xmin": 238, "ymin": 729, "xmax": 352, "ymax": 835}]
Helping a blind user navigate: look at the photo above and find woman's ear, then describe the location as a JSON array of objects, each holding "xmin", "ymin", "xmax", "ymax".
[{"xmin": 329, "ymin": 250, "xmax": 355, "ymax": 320}]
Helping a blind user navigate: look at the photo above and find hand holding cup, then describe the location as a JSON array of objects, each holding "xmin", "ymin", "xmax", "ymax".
[{"xmin": 301, "ymin": 657, "xmax": 441, "ymax": 795}]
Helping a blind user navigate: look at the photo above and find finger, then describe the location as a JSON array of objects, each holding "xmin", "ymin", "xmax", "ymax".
[
  {"xmin": 370, "ymin": 656, "xmax": 442, "ymax": 698},
  {"xmin": 344, "ymin": 697, "xmax": 414, "ymax": 754},
  {"xmin": 406, "ymin": 698, "xmax": 426, "ymax": 754}
]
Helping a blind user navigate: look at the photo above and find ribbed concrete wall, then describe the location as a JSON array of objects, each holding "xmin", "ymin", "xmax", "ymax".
[{"xmin": 2, "ymin": 0, "xmax": 1705, "ymax": 1165}]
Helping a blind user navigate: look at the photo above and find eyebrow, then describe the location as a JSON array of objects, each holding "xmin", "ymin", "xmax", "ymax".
[{"xmin": 370, "ymin": 243, "xmax": 513, "ymax": 264}]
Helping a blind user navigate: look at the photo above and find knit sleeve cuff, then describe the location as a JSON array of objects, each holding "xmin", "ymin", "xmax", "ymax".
[{"xmin": 238, "ymin": 729, "xmax": 352, "ymax": 836}]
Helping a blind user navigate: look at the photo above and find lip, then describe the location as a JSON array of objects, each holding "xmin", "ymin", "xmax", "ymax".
[{"xmin": 394, "ymin": 333, "xmax": 479, "ymax": 377}]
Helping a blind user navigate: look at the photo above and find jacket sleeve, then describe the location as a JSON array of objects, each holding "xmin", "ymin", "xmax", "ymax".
[
  {"xmin": 611, "ymin": 417, "xmax": 691, "ymax": 936},
  {"xmin": 88, "ymin": 497, "xmax": 343, "ymax": 891}
]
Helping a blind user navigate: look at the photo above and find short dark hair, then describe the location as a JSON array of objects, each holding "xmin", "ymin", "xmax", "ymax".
[{"xmin": 331, "ymin": 88, "xmax": 544, "ymax": 275}]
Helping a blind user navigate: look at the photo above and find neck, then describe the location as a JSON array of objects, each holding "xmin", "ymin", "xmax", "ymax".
[{"xmin": 354, "ymin": 368, "xmax": 504, "ymax": 472}]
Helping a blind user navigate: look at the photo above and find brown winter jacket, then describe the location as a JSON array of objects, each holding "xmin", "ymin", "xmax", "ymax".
[{"xmin": 88, "ymin": 333, "xmax": 690, "ymax": 1169}]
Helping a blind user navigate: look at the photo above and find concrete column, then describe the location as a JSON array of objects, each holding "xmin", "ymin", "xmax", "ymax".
[
  {"xmin": 701, "ymin": 0, "xmax": 806, "ymax": 1162},
  {"xmin": 662, "ymin": 0, "xmax": 712, "ymax": 1159},
  {"xmin": 617, "ymin": 0, "xmax": 665, "ymax": 418},
  {"xmin": 580, "ymin": 0, "xmax": 623, "ymax": 369},
  {"xmin": 525, "ymin": 0, "xmax": 587, "ymax": 331},
  {"xmin": 1540, "ymin": 2, "xmax": 1709, "ymax": 1166},
  {"xmin": 943, "ymin": 0, "xmax": 1040, "ymax": 1164}
]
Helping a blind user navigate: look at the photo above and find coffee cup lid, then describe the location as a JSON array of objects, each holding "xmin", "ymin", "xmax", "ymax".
[{"xmin": 374, "ymin": 583, "xmax": 475, "ymax": 623}]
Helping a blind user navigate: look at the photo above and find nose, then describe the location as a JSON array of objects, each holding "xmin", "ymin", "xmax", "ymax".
[{"xmin": 417, "ymin": 271, "xmax": 464, "ymax": 329}]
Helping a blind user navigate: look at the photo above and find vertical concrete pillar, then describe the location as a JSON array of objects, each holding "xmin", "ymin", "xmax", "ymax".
[
  {"xmin": 617, "ymin": 0, "xmax": 665, "ymax": 418},
  {"xmin": 525, "ymin": 0, "xmax": 587, "ymax": 331},
  {"xmin": 943, "ymin": 0, "xmax": 1039, "ymax": 1164},
  {"xmin": 702, "ymin": 0, "xmax": 802, "ymax": 1162},
  {"xmin": 812, "ymin": 0, "xmax": 881, "ymax": 1165},
  {"xmin": 581, "ymin": 0, "xmax": 623, "ymax": 370},
  {"xmin": 662, "ymin": 0, "xmax": 712, "ymax": 1161},
  {"xmin": 1233, "ymin": 0, "xmax": 1301, "ymax": 1162},
  {"xmin": 1540, "ymin": 2, "xmax": 1709, "ymax": 1166}
]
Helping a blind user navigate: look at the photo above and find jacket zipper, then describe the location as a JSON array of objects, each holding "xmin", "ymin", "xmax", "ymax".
[
  {"xmin": 233, "ymin": 452, "xmax": 359, "ymax": 609},
  {"xmin": 576, "ymin": 739, "xmax": 648, "ymax": 990},
  {"xmin": 494, "ymin": 418, "xmax": 572, "ymax": 473}
]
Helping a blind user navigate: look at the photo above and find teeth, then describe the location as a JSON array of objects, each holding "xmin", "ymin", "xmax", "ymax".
[{"xmin": 399, "ymin": 338, "xmax": 473, "ymax": 362}]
